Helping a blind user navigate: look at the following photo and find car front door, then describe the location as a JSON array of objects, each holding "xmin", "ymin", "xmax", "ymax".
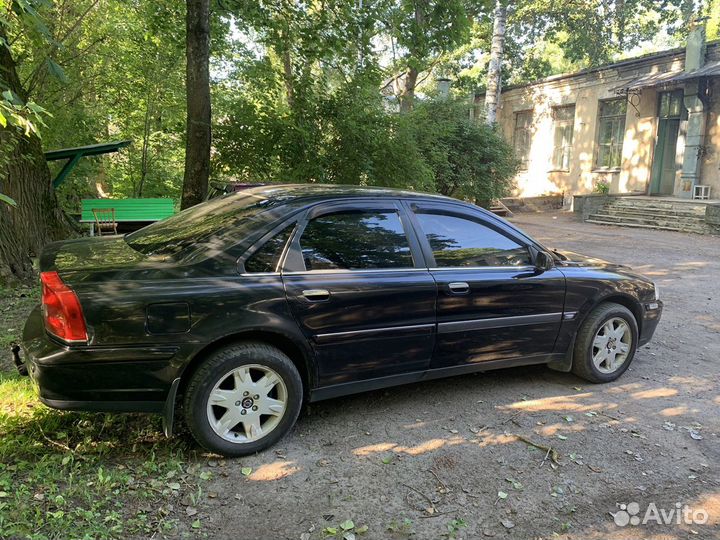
[
  {"xmin": 281, "ymin": 200, "xmax": 436, "ymax": 387},
  {"xmin": 406, "ymin": 201, "xmax": 567, "ymax": 369}
]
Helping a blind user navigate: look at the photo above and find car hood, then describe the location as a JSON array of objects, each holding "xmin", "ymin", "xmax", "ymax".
[{"xmin": 551, "ymin": 249, "xmax": 630, "ymax": 270}]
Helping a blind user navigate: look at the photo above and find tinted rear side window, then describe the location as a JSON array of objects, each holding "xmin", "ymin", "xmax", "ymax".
[
  {"xmin": 300, "ymin": 211, "xmax": 413, "ymax": 271},
  {"xmin": 125, "ymin": 192, "xmax": 287, "ymax": 258},
  {"xmin": 244, "ymin": 225, "xmax": 294, "ymax": 273},
  {"xmin": 415, "ymin": 212, "xmax": 531, "ymax": 267}
]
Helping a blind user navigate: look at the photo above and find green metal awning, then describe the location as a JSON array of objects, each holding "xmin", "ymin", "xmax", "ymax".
[{"xmin": 44, "ymin": 140, "xmax": 132, "ymax": 188}]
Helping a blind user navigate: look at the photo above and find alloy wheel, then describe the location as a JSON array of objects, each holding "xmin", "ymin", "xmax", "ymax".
[
  {"xmin": 206, "ymin": 364, "xmax": 288, "ymax": 443},
  {"xmin": 591, "ymin": 317, "xmax": 632, "ymax": 374}
]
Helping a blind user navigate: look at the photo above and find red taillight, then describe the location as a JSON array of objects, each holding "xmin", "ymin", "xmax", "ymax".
[{"xmin": 40, "ymin": 271, "xmax": 88, "ymax": 343}]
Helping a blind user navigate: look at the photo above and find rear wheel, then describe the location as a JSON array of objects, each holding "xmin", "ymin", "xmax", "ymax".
[
  {"xmin": 184, "ymin": 343, "xmax": 303, "ymax": 457},
  {"xmin": 571, "ymin": 302, "xmax": 638, "ymax": 383}
]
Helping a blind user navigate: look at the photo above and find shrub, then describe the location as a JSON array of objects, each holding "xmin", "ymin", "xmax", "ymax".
[{"xmin": 594, "ymin": 179, "xmax": 610, "ymax": 194}]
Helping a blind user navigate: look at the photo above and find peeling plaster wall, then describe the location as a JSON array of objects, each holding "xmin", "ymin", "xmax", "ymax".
[{"xmin": 489, "ymin": 44, "xmax": 720, "ymax": 198}]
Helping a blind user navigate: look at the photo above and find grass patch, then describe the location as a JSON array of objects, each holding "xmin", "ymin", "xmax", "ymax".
[
  {"xmin": 0, "ymin": 285, "xmax": 216, "ymax": 539},
  {"xmin": 0, "ymin": 372, "xmax": 211, "ymax": 540}
]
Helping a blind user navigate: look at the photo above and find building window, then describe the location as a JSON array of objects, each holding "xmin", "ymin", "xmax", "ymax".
[
  {"xmin": 513, "ymin": 110, "xmax": 532, "ymax": 170},
  {"xmin": 658, "ymin": 90, "xmax": 684, "ymax": 119},
  {"xmin": 551, "ymin": 105, "xmax": 575, "ymax": 171},
  {"xmin": 595, "ymin": 98, "xmax": 627, "ymax": 169}
]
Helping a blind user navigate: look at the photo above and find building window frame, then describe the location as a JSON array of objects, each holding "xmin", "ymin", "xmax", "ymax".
[
  {"xmin": 513, "ymin": 109, "xmax": 533, "ymax": 171},
  {"xmin": 594, "ymin": 98, "xmax": 627, "ymax": 171},
  {"xmin": 551, "ymin": 105, "xmax": 575, "ymax": 172}
]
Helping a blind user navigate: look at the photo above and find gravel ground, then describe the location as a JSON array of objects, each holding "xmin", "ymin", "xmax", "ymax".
[{"xmin": 196, "ymin": 212, "xmax": 720, "ymax": 540}]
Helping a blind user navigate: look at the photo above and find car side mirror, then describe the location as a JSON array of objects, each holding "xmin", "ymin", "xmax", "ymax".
[{"xmin": 534, "ymin": 251, "xmax": 554, "ymax": 272}]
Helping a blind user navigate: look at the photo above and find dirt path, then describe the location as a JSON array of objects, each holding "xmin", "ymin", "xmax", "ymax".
[{"xmin": 195, "ymin": 213, "xmax": 720, "ymax": 540}]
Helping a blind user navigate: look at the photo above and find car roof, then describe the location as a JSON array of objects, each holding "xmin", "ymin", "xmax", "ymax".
[{"xmin": 240, "ymin": 183, "xmax": 457, "ymax": 204}]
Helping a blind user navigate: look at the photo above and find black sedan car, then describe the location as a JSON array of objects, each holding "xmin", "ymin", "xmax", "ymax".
[{"xmin": 16, "ymin": 185, "xmax": 662, "ymax": 456}]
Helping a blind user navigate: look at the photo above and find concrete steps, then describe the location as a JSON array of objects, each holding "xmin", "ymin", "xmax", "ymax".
[
  {"xmin": 587, "ymin": 197, "xmax": 717, "ymax": 234},
  {"xmin": 585, "ymin": 219, "xmax": 685, "ymax": 232}
]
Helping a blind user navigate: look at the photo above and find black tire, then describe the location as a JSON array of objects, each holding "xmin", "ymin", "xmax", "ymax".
[
  {"xmin": 571, "ymin": 302, "xmax": 638, "ymax": 383},
  {"xmin": 184, "ymin": 342, "xmax": 303, "ymax": 457}
]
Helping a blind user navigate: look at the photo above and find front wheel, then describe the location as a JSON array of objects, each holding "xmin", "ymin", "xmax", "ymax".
[
  {"xmin": 571, "ymin": 302, "xmax": 638, "ymax": 383},
  {"xmin": 184, "ymin": 343, "xmax": 303, "ymax": 457}
]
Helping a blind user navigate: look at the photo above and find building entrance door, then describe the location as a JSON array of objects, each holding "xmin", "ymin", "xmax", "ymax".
[{"xmin": 650, "ymin": 90, "xmax": 685, "ymax": 195}]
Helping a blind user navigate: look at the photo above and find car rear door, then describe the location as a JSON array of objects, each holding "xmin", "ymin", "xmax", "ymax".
[
  {"xmin": 405, "ymin": 200, "xmax": 566, "ymax": 369},
  {"xmin": 281, "ymin": 200, "xmax": 436, "ymax": 387}
]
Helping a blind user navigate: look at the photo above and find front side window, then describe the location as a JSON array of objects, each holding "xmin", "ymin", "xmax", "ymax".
[
  {"xmin": 552, "ymin": 105, "xmax": 575, "ymax": 171},
  {"xmin": 595, "ymin": 98, "xmax": 627, "ymax": 169},
  {"xmin": 416, "ymin": 212, "xmax": 531, "ymax": 267},
  {"xmin": 299, "ymin": 211, "xmax": 413, "ymax": 271},
  {"xmin": 244, "ymin": 225, "xmax": 294, "ymax": 273},
  {"xmin": 513, "ymin": 110, "xmax": 533, "ymax": 170}
]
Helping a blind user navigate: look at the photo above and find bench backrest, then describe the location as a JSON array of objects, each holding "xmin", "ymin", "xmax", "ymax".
[{"xmin": 81, "ymin": 198, "xmax": 176, "ymax": 222}]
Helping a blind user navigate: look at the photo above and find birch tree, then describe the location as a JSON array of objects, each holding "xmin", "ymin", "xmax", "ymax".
[{"xmin": 484, "ymin": 0, "xmax": 506, "ymax": 125}]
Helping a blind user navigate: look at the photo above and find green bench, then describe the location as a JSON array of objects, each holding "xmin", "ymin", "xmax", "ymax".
[{"xmin": 80, "ymin": 198, "xmax": 176, "ymax": 236}]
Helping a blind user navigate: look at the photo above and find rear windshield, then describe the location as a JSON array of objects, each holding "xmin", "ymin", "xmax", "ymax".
[{"xmin": 125, "ymin": 191, "xmax": 285, "ymax": 257}]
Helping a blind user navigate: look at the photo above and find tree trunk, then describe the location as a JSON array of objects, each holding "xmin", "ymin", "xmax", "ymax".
[
  {"xmin": 138, "ymin": 93, "xmax": 153, "ymax": 198},
  {"xmin": 281, "ymin": 30, "xmax": 295, "ymax": 107},
  {"xmin": 0, "ymin": 27, "xmax": 73, "ymax": 284},
  {"xmin": 484, "ymin": 0, "xmax": 506, "ymax": 125},
  {"xmin": 399, "ymin": 66, "xmax": 419, "ymax": 112},
  {"xmin": 399, "ymin": 2, "xmax": 425, "ymax": 113},
  {"xmin": 181, "ymin": 0, "xmax": 211, "ymax": 210}
]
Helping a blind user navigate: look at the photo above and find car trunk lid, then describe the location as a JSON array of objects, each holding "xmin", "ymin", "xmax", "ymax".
[{"xmin": 39, "ymin": 236, "xmax": 150, "ymax": 276}]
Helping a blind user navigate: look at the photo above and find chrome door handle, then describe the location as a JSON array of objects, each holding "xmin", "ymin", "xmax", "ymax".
[
  {"xmin": 448, "ymin": 282, "xmax": 470, "ymax": 294},
  {"xmin": 302, "ymin": 289, "xmax": 330, "ymax": 301}
]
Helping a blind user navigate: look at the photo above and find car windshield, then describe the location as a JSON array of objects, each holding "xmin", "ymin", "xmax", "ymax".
[{"xmin": 125, "ymin": 191, "xmax": 283, "ymax": 257}]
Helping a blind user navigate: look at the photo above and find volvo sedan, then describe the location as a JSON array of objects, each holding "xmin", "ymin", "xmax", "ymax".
[{"xmin": 16, "ymin": 185, "xmax": 663, "ymax": 456}]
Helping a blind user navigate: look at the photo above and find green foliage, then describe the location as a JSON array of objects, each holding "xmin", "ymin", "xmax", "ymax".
[
  {"xmin": 509, "ymin": 0, "xmax": 689, "ymax": 69},
  {"xmin": 0, "ymin": 372, "xmax": 215, "ymax": 539},
  {"xmin": 408, "ymin": 99, "xmax": 518, "ymax": 201},
  {"xmin": 213, "ymin": 70, "xmax": 435, "ymax": 190},
  {"xmin": 214, "ymin": 92, "xmax": 516, "ymax": 202},
  {"xmin": 594, "ymin": 179, "xmax": 610, "ymax": 194},
  {"xmin": 444, "ymin": 517, "xmax": 467, "ymax": 539},
  {"xmin": 0, "ymin": 0, "xmax": 697, "ymax": 217},
  {"xmin": 707, "ymin": 0, "xmax": 720, "ymax": 40}
]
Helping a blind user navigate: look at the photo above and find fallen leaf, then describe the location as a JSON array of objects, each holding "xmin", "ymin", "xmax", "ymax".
[
  {"xmin": 500, "ymin": 519, "xmax": 515, "ymax": 529},
  {"xmin": 497, "ymin": 491, "xmax": 508, "ymax": 499},
  {"xmin": 241, "ymin": 467, "xmax": 253, "ymax": 476}
]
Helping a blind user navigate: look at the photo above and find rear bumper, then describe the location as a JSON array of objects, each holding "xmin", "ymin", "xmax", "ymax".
[
  {"xmin": 19, "ymin": 306, "xmax": 178, "ymax": 413},
  {"xmin": 639, "ymin": 299, "xmax": 663, "ymax": 346}
]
